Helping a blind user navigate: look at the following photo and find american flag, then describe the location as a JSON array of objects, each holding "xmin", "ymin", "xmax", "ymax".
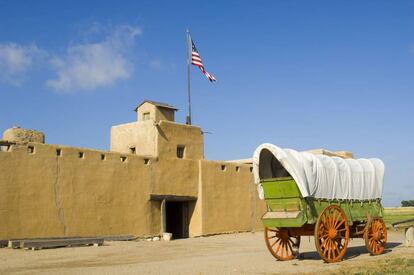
[{"xmin": 191, "ymin": 38, "xmax": 216, "ymax": 82}]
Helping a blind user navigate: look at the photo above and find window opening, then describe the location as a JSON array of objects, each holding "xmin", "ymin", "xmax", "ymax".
[
  {"xmin": 177, "ymin": 145, "xmax": 185, "ymax": 159},
  {"xmin": 143, "ymin": 112, "xmax": 150, "ymax": 120}
]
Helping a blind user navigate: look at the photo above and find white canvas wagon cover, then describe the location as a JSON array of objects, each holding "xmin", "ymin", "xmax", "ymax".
[{"xmin": 253, "ymin": 143, "xmax": 384, "ymax": 201}]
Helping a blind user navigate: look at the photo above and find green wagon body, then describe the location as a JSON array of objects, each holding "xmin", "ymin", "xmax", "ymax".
[{"xmin": 261, "ymin": 177, "xmax": 384, "ymax": 229}]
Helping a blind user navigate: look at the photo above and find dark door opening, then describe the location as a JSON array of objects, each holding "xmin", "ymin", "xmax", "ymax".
[{"xmin": 165, "ymin": 201, "xmax": 189, "ymax": 239}]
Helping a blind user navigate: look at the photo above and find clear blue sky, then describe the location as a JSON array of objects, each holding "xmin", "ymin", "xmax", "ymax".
[{"xmin": 1, "ymin": 1, "xmax": 413, "ymax": 206}]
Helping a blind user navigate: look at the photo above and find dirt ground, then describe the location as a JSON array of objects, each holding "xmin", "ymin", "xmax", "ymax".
[{"xmin": 0, "ymin": 230, "xmax": 413, "ymax": 275}]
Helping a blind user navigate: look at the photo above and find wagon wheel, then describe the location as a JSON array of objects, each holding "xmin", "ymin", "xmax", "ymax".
[
  {"xmin": 314, "ymin": 205, "xmax": 350, "ymax": 263},
  {"xmin": 264, "ymin": 227, "xmax": 300, "ymax": 261},
  {"xmin": 364, "ymin": 218, "xmax": 387, "ymax": 255}
]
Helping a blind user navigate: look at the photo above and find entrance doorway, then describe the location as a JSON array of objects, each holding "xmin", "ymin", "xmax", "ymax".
[{"xmin": 165, "ymin": 201, "xmax": 189, "ymax": 239}]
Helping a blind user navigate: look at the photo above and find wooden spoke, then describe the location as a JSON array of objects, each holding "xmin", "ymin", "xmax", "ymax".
[
  {"xmin": 314, "ymin": 205, "xmax": 349, "ymax": 263},
  {"xmin": 275, "ymin": 242, "xmax": 281, "ymax": 255},
  {"xmin": 264, "ymin": 227, "xmax": 300, "ymax": 261},
  {"xmin": 364, "ymin": 218, "xmax": 387, "ymax": 255}
]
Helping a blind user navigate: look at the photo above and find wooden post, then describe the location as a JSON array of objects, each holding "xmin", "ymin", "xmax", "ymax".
[{"xmin": 161, "ymin": 199, "xmax": 166, "ymax": 234}]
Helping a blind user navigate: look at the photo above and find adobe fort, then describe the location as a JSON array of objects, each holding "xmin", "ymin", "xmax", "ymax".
[{"xmin": 0, "ymin": 100, "xmax": 352, "ymax": 240}]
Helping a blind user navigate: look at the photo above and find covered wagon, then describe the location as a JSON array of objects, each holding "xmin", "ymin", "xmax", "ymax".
[{"xmin": 253, "ymin": 143, "xmax": 386, "ymax": 263}]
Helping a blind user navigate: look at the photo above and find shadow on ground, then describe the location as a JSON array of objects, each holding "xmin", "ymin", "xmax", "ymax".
[{"xmin": 298, "ymin": 242, "xmax": 402, "ymax": 261}]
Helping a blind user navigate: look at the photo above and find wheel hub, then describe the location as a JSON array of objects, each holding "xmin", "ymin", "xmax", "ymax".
[
  {"xmin": 278, "ymin": 230, "xmax": 289, "ymax": 240},
  {"xmin": 328, "ymin": 228, "xmax": 337, "ymax": 239}
]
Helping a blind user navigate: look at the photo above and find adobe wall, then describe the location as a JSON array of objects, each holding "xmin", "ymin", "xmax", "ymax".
[
  {"xmin": 0, "ymin": 143, "xmax": 264, "ymax": 240},
  {"xmin": 151, "ymin": 158, "xmax": 199, "ymax": 196},
  {"xmin": 158, "ymin": 107, "xmax": 175, "ymax": 122},
  {"xmin": 110, "ymin": 120, "xmax": 203, "ymax": 161},
  {"xmin": 147, "ymin": 158, "xmax": 266, "ymax": 237},
  {"xmin": 110, "ymin": 121, "xmax": 158, "ymax": 156},
  {"xmin": 199, "ymin": 160, "xmax": 266, "ymax": 235},
  {"xmin": 0, "ymin": 142, "xmax": 158, "ymax": 239},
  {"xmin": 156, "ymin": 120, "xmax": 204, "ymax": 160},
  {"xmin": 150, "ymin": 157, "xmax": 203, "ymax": 236}
]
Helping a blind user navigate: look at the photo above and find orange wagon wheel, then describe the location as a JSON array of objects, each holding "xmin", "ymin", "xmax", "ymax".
[
  {"xmin": 264, "ymin": 227, "xmax": 300, "ymax": 261},
  {"xmin": 314, "ymin": 205, "xmax": 350, "ymax": 263},
  {"xmin": 364, "ymin": 218, "xmax": 387, "ymax": 255}
]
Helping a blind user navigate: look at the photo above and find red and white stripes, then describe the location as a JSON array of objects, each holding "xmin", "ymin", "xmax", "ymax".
[{"xmin": 190, "ymin": 38, "xmax": 216, "ymax": 82}]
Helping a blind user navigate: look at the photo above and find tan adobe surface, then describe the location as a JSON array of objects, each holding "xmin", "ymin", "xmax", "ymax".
[{"xmin": 0, "ymin": 101, "xmax": 265, "ymax": 240}]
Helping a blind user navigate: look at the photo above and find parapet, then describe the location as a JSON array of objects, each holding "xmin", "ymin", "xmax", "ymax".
[{"xmin": 3, "ymin": 127, "xmax": 45, "ymax": 144}]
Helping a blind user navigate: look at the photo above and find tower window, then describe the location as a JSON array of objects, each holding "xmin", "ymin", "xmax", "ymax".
[
  {"xmin": 130, "ymin": 147, "xmax": 136, "ymax": 154},
  {"xmin": 27, "ymin": 146, "xmax": 34, "ymax": 154},
  {"xmin": 221, "ymin": 165, "xmax": 227, "ymax": 171},
  {"xmin": 177, "ymin": 145, "xmax": 185, "ymax": 159},
  {"xmin": 143, "ymin": 112, "xmax": 150, "ymax": 120},
  {"xmin": 56, "ymin": 148, "xmax": 62, "ymax": 156},
  {"xmin": 79, "ymin": 152, "xmax": 84, "ymax": 158}
]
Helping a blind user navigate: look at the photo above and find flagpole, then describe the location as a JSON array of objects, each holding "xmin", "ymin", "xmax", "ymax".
[{"xmin": 186, "ymin": 29, "xmax": 192, "ymax": 125}]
